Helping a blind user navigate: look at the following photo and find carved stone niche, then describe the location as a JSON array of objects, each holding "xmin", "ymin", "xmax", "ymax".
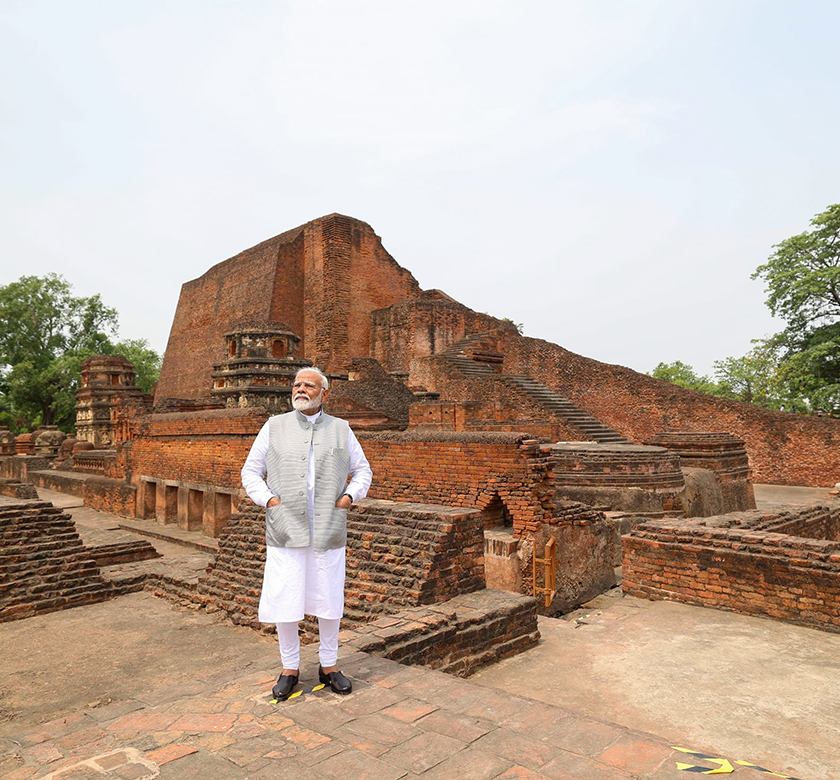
[{"xmin": 211, "ymin": 322, "xmax": 313, "ymax": 414}]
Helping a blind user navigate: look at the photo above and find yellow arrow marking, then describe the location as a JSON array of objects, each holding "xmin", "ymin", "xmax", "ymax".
[
  {"xmin": 704, "ymin": 758, "xmax": 735, "ymax": 774},
  {"xmin": 672, "ymin": 747, "xmax": 734, "ymax": 774}
]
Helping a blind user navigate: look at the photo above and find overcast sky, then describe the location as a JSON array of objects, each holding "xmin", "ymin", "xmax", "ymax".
[{"xmin": 2, "ymin": 1, "xmax": 838, "ymax": 377}]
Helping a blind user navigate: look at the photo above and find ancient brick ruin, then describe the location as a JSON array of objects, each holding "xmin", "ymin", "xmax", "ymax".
[
  {"xmin": 75, "ymin": 354, "xmax": 149, "ymax": 448},
  {"xmin": 623, "ymin": 504, "xmax": 840, "ymax": 631},
  {"xmin": 2, "ymin": 212, "xmax": 840, "ymax": 654},
  {"xmin": 0, "ymin": 499, "xmax": 157, "ymax": 623}
]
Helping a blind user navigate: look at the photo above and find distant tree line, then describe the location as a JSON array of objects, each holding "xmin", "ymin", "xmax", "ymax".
[
  {"xmin": 650, "ymin": 204, "xmax": 840, "ymax": 414},
  {"xmin": 0, "ymin": 274, "xmax": 161, "ymax": 433}
]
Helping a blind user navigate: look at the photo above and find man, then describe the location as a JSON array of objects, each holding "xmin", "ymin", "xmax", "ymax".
[{"xmin": 241, "ymin": 367, "xmax": 372, "ymax": 700}]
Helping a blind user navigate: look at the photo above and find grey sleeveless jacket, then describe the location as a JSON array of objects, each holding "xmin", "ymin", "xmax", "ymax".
[{"xmin": 264, "ymin": 410, "xmax": 351, "ymax": 551}]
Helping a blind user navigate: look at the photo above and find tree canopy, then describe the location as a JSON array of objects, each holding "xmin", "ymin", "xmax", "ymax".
[
  {"xmin": 652, "ymin": 204, "xmax": 840, "ymax": 413},
  {"xmin": 753, "ymin": 204, "xmax": 840, "ymax": 331},
  {"xmin": 0, "ymin": 274, "xmax": 161, "ymax": 432},
  {"xmin": 753, "ymin": 204, "xmax": 840, "ymax": 410},
  {"xmin": 649, "ymin": 361, "xmax": 718, "ymax": 395}
]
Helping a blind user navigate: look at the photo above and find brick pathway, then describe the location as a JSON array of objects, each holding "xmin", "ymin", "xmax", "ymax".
[{"xmin": 2, "ymin": 643, "xmax": 697, "ymax": 780}]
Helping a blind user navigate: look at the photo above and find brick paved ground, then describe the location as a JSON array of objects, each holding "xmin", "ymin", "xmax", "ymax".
[
  {"xmin": 3, "ymin": 485, "xmax": 832, "ymax": 780},
  {"xmin": 2, "ymin": 640, "xmax": 696, "ymax": 780}
]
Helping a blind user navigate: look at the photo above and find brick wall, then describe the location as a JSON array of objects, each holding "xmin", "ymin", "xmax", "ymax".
[
  {"xmin": 157, "ymin": 214, "xmax": 420, "ymax": 400},
  {"xmin": 345, "ymin": 499, "xmax": 485, "ymax": 622},
  {"xmin": 127, "ymin": 408, "xmax": 266, "ymax": 497},
  {"xmin": 504, "ymin": 336, "xmax": 840, "ymax": 487},
  {"xmin": 357, "ymin": 431, "xmax": 556, "ymax": 537},
  {"xmin": 371, "ymin": 293, "xmax": 516, "ymax": 374},
  {"xmin": 623, "ymin": 504, "xmax": 840, "ymax": 632},
  {"xmin": 0, "ymin": 478, "xmax": 39, "ymax": 500},
  {"xmin": 341, "ymin": 589, "xmax": 540, "ymax": 677},
  {"xmin": 198, "ymin": 499, "xmax": 485, "ymax": 629}
]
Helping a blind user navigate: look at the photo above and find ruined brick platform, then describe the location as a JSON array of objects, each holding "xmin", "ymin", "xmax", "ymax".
[
  {"xmin": 0, "ymin": 498, "xmax": 112, "ymax": 622},
  {"xmin": 623, "ymin": 502, "xmax": 840, "ymax": 631},
  {"xmin": 190, "ymin": 500, "xmax": 539, "ymax": 676}
]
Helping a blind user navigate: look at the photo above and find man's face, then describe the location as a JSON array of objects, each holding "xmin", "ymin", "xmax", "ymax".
[{"xmin": 292, "ymin": 370, "xmax": 327, "ymax": 413}]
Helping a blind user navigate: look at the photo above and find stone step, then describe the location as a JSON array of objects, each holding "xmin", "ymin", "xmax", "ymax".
[{"xmin": 501, "ymin": 375, "xmax": 630, "ymax": 444}]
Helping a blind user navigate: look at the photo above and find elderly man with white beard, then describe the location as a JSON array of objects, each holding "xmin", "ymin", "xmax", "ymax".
[{"xmin": 241, "ymin": 366, "xmax": 372, "ymax": 700}]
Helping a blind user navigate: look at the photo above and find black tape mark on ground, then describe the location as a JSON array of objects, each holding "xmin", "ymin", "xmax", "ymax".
[
  {"xmin": 270, "ymin": 683, "xmax": 326, "ymax": 704},
  {"xmin": 672, "ymin": 746, "xmax": 809, "ymax": 779}
]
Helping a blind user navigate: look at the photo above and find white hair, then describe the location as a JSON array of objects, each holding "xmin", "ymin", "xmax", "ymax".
[{"xmin": 295, "ymin": 366, "xmax": 329, "ymax": 390}]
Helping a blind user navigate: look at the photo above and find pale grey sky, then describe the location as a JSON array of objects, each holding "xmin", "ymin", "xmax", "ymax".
[{"xmin": 2, "ymin": 1, "xmax": 839, "ymax": 377}]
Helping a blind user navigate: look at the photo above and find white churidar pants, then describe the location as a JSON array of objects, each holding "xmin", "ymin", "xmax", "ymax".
[{"xmin": 276, "ymin": 618, "xmax": 340, "ymax": 669}]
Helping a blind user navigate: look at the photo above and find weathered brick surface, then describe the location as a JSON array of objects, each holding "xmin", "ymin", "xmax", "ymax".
[
  {"xmin": 196, "ymin": 500, "xmax": 486, "ymax": 629},
  {"xmin": 371, "ymin": 293, "xmax": 514, "ymax": 374},
  {"xmin": 644, "ymin": 431, "xmax": 756, "ymax": 512},
  {"xmin": 504, "ymin": 337, "xmax": 840, "ymax": 487},
  {"xmin": 345, "ymin": 499, "xmax": 485, "ymax": 621},
  {"xmin": 0, "ymin": 455, "xmax": 50, "ymax": 482},
  {"xmin": 126, "ymin": 408, "xmax": 265, "ymax": 497},
  {"xmin": 623, "ymin": 503, "xmax": 840, "ymax": 631},
  {"xmin": 0, "ymin": 478, "xmax": 39, "ymax": 500},
  {"xmin": 341, "ymin": 589, "xmax": 540, "ymax": 677},
  {"xmin": 357, "ymin": 431, "xmax": 556, "ymax": 538},
  {"xmin": 549, "ymin": 442, "xmax": 685, "ymax": 514},
  {"xmin": 156, "ymin": 214, "xmax": 421, "ymax": 400},
  {"xmin": 0, "ymin": 501, "xmax": 110, "ymax": 622}
]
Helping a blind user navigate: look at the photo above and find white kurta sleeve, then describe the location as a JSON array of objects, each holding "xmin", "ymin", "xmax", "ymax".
[
  {"xmin": 241, "ymin": 419, "xmax": 276, "ymax": 507},
  {"xmin": 344, "ymin": 428, "xmax": 372, "ymax": 502}
]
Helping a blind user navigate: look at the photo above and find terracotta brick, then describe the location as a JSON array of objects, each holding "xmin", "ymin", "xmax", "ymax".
[
  {"xmin": 166, "ymin": 713, "xmax": 237, "ymax": 733},
  {"xmin": 144, "ymin": 743, "xmax": 197, "ymax": 766}
]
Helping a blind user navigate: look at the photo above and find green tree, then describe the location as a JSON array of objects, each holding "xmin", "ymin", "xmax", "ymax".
[
  {"xmin": 104, "ymin": 339, "xmax": 162, "ymax": 394},
  {"xmin": 649, "ymin": 361, "xmax": 719, "ymax": 394},
  {"xmin": 752, "ymin": 204, "xmax": 840, "ymax": 411},
  {"xmin": 776, "ymin": 324, "xmax": 840, "ymax": 411},
  {"xmin": 0, "ymin": 274, "xmax": 161, "ymax": 431},
  {"xmin": 712, "ymin": 338, "xmax": 786, "ymax": 407},
  {"xmin": 753, "ymin": 204, "xmax": 840, "ymax": 331}
]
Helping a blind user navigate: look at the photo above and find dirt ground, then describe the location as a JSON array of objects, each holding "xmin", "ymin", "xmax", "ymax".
[{"xmin": 0, "ymin": 593, "xmax": 280, "ymax": 737}]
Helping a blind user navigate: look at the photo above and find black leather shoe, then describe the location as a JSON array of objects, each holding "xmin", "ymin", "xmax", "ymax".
[
  {"xmin": 272, "ymin": 673, "xmax": 299, "ymax": 701},
  {"xmin": 319, "ymin": 665, "xmax": 352, "ymax": 694}
]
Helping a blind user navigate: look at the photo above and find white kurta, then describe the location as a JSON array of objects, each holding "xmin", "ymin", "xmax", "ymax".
[{"xmin": 241, "ymin": 410, "xmax": 372, "ymax": 623}]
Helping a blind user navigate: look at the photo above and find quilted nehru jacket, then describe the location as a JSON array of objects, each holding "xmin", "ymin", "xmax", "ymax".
[{"xmin": 263, "ymin": 409, "xmax": 352, "ymax": 551}]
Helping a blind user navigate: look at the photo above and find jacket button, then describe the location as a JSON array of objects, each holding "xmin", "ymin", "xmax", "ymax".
[{"xmin": 300, "ymin": 455, "xmax": 305, "ymax": 460}]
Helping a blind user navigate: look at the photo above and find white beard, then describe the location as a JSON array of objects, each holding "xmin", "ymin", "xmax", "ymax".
[{"xmin": 293, "ymin": 392, "xmax": 322, "ymax": 413}]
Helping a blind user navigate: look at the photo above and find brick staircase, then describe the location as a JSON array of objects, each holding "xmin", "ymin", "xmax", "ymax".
[
  {"xmin": 500, "ymin": 375, "xmax": 630, "ymax": 444},
  {"xmin": 440, "ymin": 334, "xmax": 630, "ymax": 443},
  {"xmin": 439, "ymin": 333, "xmax": 501, "ymax": 377},
  {"xmin": 0, "ymin": 500, "xmax": 111, "ymax": 622}
]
